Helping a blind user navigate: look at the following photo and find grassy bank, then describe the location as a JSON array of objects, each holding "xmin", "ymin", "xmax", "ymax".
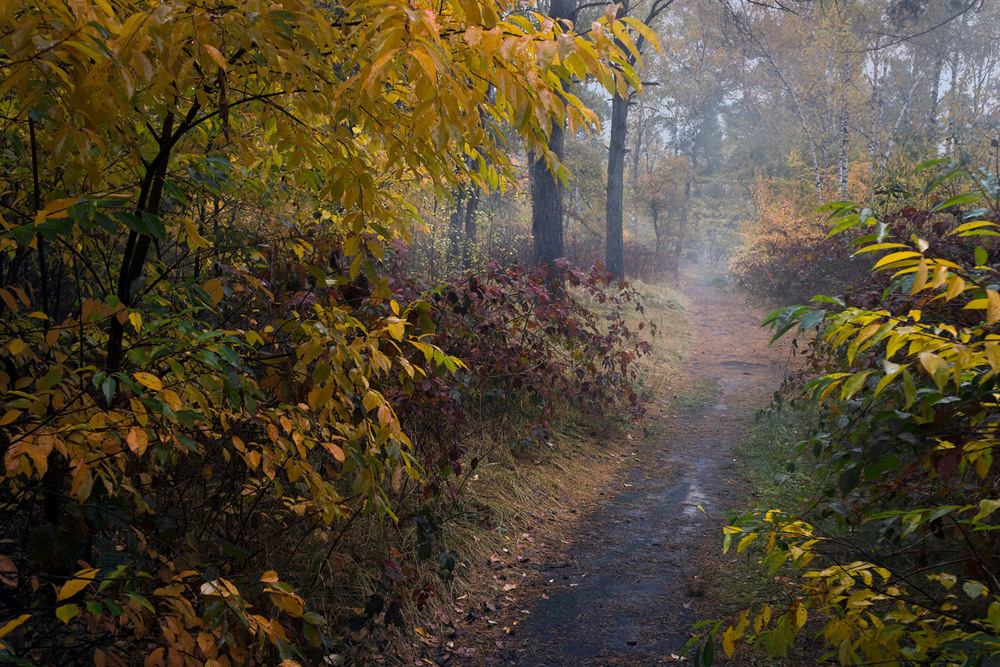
[
  {"xmin": 345, "ymin": 279, "xmax": 692, "ymax": 665},
  {"xmin": 694, "ymin": 404, "xmax": 823, "ymax": 665}
]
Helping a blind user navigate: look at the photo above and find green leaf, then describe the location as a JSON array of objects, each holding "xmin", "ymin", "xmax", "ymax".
[
  {"xmin": 932, "ymin": 193, "xmax": 979, "ymax": 211},
  {"xmin": 915, "ymin": 157, "xmax": 952, "ymax": 172},
  {"xmin": 37, "ymin": 368, "xmax": 64, "ymax": 391},
  {"xmin": 827, "ymin": 213, "xmax": 861, "ymax": 237},
  {"xmin": 117, "ymin": 211, "xmax": 166, "ymax": 240},
  {"xmin": 902, "ymin": 369, "xmax": 916, "ymax": 409},
  {"xmin": 838, "ymin": 465, "xmax": 861, "ymax": 496},
  {"xmin": 962, "ymin": 581, "xmax": 985, "ymax": 599},
  {"xmin": 798, "ymin": 309, "xmax": 826, "ymax": 331},
  {"xmin": 55, "ymin": 604, "xmax": 79, "ymax": 624},
  {"xmin": 101, "ymin": 377, "xmax": 116, "ymax": 406},
  {"xmin": 810, "ymin": 295, "xmax": 845, "ymax": 306},
  {"xmin": 842, "ymin": 371, "xmax": 872, "ymax": 400},
  {"xmin": 975, "ymin": 246, "xmax": 988, "ymax": 266}
]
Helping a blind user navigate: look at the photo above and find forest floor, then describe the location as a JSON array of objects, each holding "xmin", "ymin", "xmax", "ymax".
[{"xmin": 448, "ymin": 265, "xmax": 798, "ymax": 666}]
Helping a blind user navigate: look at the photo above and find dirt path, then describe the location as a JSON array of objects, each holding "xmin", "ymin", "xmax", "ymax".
[{"xmin": 485, "ymin": 269, "xmax": 795, "ymax": 666}]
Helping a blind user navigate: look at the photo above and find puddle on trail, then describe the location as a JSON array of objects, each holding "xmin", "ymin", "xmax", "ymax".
[
  {"xmin": 681, "ymin": 458, "xmax": 711, "ymax": 517},
  {"xmin": 488, "ymin": 275, "xmax": 794, "ymax": 667}
]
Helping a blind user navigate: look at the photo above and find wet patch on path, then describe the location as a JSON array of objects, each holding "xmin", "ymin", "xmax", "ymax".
[{"xmin": 486, "ymin": 272, "xmax": 794, "ymax": 666}]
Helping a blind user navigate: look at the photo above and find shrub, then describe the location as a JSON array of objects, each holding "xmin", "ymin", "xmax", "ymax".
[{"xmin": 692, "ymin": 161, "xmax": 1000, "ymax": 665}]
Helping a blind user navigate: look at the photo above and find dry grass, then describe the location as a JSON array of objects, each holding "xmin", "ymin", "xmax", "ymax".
[{"xmin": 366, "ymin": 278, "xmax": 692, "ymax": 665}]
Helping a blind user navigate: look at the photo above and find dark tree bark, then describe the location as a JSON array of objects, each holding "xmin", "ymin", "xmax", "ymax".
[
  {"xmin": 530, "ymin": 0, "xmax": 575, "ymax": 266},
  {"xmin": 603, "ymin": 0, "xmax": 674, "ymax": 277},
  {"xmin": 605, "ymin": 91, "xmax": 629, "ymax": 277},
  {"xmin": 106, "ymin": 111, "xmax": 180, "ymax": 373},
  {"xmin": 530, "ymin": 124, "xmax": 565, "ymax": 266}
]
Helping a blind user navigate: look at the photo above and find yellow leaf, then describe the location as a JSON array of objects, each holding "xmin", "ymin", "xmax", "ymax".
[
  {"xmin": 57, "ymin": 568, "xmax": 98, "ymax": 601},
  {"xmin": 260, "ymin": 570, "xmax": 279, "ymax": 583},
  {"xmin": 910, "ymin": 258, "xmax": 928, "ymax": 294},
  {"xmin": 874, "ymin": 251, "xmax": 922, "ymax": 270},
  {"xmin": 92, "ymin": 0, "xmax": 113, "ymax": 16},
  {"xmin": 722, "ymin": 625, "xmax": 736, "ymax": 657},
  {"xmin": 7, "ymin": 338, "xmax": 25, "ymax": 355},
  {"xmin": 203, "ymin": 278, "xmax": 223, "ymax": 306},
  {"xmin": 34, "ymin": 197, "xmax": 78, "ymax": 224},
  {"xmin": 945, "ymin": 275, "xmax": 966, "ymax": 301},
  {"xmin": 275, "ymin": 593, "xmax": 303, "ymax": 617},
  {"xmin": 133, "ymin": 372, "xmax": 163, "ymax": 392},
  {"xmin": 0, "ymin": 409, "xmax": 20, "ymax": 426},
  {"xmin": 202, "ymin": 44, "xmax": 227, "ymax": 70},
  {"xmin": 0, "ymin": 614, "xmax": 30, "ymax": 638},
  {"xmin": 795, "ymin": 603, "xmax": 807, "ymax": 629},
  {"xmin": 737, "ymin": 532, "xmax": 758, "ymax": 553},
  {"xmin": 987, "ymin": 290, "xmax": 1000, "ymax": 324},
  {"xmin": 918, "ymin": 352, "xmax": 941, "ymax": 376},
  {"xmin": 197, "ymin": 632, "xmax": 216, "ymax": 657},
  {"xmin": 362, "ymin": 391, "xmax": 380, "ymax": 412},
  {"xmin": 0, "ymin": 288, "xmax": 17, "ymax": 311}
]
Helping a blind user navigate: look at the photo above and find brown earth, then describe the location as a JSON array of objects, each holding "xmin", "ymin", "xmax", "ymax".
[{"xmin": 449, "ymin": 267, "xmax": 799, "ymax": 666}]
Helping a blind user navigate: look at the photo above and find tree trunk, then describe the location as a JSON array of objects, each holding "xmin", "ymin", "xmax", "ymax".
[
  {"xmin": 673, "ymin": 171, "xmax": 692, "ymax": 280},
  {"xmin": 868, "ymin": 54, "xmax": 882, "ymax": 168},
  {"xmin": 651, "ymin": 205, "xmax": 668, "ymax": 274},
  {"xmin": 530, "ymin": 0, "xmax": 575, "ymax": 267},
  {"xmin": 837, "ymin": 86, "xmax": 849, "ymax": 195},
  {"xmin": 448, "ymin": 188, "xmax": 466, "ymax": 265},
  {"xmin": 463, "ymin": 187, "xmax": 479, "ymax": 270},
  {"xmin": 605, "ymin": 91, "xmax": 628, "ymax": 278},
  {"xmin": 106, "ymin": 112, "xmax": 176, "ymax": 373},
  {"xmin": 530, "ymin": 134, "xmax": 564, "ymax": 265},
  {"xmin": 947, "ymin": 54, "xmax": 959, "ymax": 153},
  {"xmin": 928, "ymin": 52, "xmax": 944, "ymax": 147}
]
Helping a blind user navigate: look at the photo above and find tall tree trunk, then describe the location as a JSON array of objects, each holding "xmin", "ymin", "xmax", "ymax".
[
  {"xmin": 448, "ymin": 188, "xmax": 466, "ymax": 265},
  {"xmin": 673, "ymin": 165, "xmax": 693, "ymax": 280},
  {"xmin": 530, "ymin": 0, "xmax": 575, "ymax": 266},
  {"xmin": 529, "ymin": 132, "xmax": 564, "ymax": 265},
  {"xmin": 605, "ymin": 91, "xmax": 628, "ymax": 278},
  {"xmin": 837, "ymin": 84, "xmax": 849, "ymax": 195},
  {"xmin": 106, "ymin": 111, "xmax": 177, "ymax": 373},
  {"xmin": 463, "ymin": 187, "xmax": 479, "ymax": 270},
  {"xmin": 867, "ymin": 54, "xmax": 882, "ymax": 168},
  {"xmin": 947, "ymin": 54, "xmax": 959, "ymax": 153},
  {"xmin": 651, "ymin": 205, "xmax": 668, "ymax": 273},
  {"xmin": 883, "ymin": 66, "xmax": 919, "ymax": 169},
  {"xmin": 928, "ymin": 52, "xmax": 945, "ymax": 147}
]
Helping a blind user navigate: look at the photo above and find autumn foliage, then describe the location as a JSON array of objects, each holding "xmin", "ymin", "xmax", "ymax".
[
  {"xmin": 729, "ymin": 170, "xmax": 874, "ymax": 304},
  {"xmin": 695, "ymin": 163, "xmax": 1000, "ymax": 665},
  {"xmin": 0, "ymin": 0, "xmax": 651, "ymax": 663}
]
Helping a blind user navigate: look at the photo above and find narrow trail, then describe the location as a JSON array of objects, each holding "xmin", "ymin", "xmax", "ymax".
[{"xmin": 488, "ymin": 269, "xmax": 795, "ymax": 666}]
